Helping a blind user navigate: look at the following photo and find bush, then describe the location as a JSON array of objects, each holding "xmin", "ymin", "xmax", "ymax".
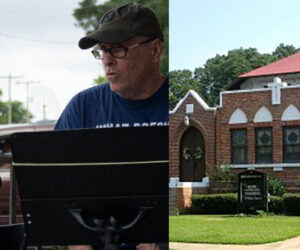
[
  {"xmin": 191, "ymin": 193, "xmax": 284, "ymax": 215},
  {"xmin": 269, "ymin": 195, "xmax": 283, "ymax": 214},
  {"xmin": 283, "ymin": 193, "xmax": 300, "ymax": 215},
  {"xmin": 208, "ymin": 165, "xmax": 237, "ymax": 190},
  {"xmin": 191, "ymin": 193, "xmax": 237, "ymax": 214},
  {"xmin": 268, "ymin": 177, "xmax": 286, "ymax": 196}
]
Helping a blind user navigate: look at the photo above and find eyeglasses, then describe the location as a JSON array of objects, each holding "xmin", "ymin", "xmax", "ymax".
[{"xmin": 91, "ymin": 38, "xmax": 155, "ymax": 60}]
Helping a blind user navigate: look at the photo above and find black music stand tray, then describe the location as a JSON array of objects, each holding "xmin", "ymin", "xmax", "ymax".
[{"xmin": 11, "ymin": 127, "xmax": 169, "ymax": 249}]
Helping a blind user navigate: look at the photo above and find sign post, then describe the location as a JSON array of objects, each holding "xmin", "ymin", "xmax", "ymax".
[{"xmin": 238, "ymin": 170, "xmax": 267, "ymax": 214}]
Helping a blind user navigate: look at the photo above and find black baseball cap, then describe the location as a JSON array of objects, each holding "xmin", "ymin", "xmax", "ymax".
[{"xmin": 78, "ymin": 3, "xmax": 164, "ymax": 49}]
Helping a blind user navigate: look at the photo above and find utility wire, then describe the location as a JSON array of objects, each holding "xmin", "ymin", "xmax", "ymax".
[
  {"xmin": 0, "ymin": 8, "xmax": 73, "ymax": 14},
  {"xmin": 0, "ymin": 33, "xmax": 76, "ymax": 45},
  {"xmin": 0, "ymin": 5, "xmax": 98, "ymax": 14}
]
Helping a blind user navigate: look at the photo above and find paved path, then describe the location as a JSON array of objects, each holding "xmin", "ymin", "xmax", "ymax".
[{"xmin": 170, "ymin": 237, "xmax": 300, "ymax": 250}]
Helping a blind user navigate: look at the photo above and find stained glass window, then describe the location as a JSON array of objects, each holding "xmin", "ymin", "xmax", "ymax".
[
  {"xmin": 283, "ymin": 127, "xmax": 300, "ymax": 163},
  {"xmin": 255, "ymin": 128, "xmax": 272, "ymax": 163},
  {"xmin": 231, "ymin": 129, "xmax": 247, "ymax": 164}
]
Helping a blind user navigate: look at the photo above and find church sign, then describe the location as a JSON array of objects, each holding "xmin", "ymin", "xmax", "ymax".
[{"xmin": 238, "ymin": 170, "xmax": 267, "ymax": 214}]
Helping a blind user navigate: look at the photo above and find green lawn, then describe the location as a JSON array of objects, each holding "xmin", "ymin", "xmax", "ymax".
[{"xmin": 170, "ymin": 215, "xmax": 300, "ymax": 244}]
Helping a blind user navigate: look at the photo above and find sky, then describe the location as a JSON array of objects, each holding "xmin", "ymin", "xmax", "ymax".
[
  {"xmin": 170, "ymin": 0, "xmax": 300, "ymax": 71},
  {"xmin": 0, "ymin": 0, "xmax": 105, "ymax": 122}
]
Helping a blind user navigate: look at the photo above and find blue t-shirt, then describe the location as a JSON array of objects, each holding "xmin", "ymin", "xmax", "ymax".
[
  {"xmin": 55, "ymin": 78, "xmax": 169, "ymax": 130},
  {"xmin": 54, "ymin": 78, "xmax": 168, "ymax": 250}
]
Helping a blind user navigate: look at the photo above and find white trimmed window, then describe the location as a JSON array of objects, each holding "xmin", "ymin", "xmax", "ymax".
[
  {"xmin": 283, "ymin": 126, "xmax": 300, "ymax": 163},
  {"xmin": 255, "ymin": 127, "xmax": 273, "ymax": 163},
  {"xmin": 231, "ymin": 129, "xmax": 248, "ymax": 164}
]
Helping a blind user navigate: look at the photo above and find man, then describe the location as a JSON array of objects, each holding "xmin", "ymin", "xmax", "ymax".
[
  {"xmin": 55, "ymin": 3, "xmax": 168, "ymax": 250},
  {"xmin": 55, "ymin": 3, "xmax": 168, "ymax": 130}
]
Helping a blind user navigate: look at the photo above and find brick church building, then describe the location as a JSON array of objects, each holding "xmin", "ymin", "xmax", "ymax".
[{"xmin": 169, "ymin": 53, "xmax": 300, "ymax": 211}]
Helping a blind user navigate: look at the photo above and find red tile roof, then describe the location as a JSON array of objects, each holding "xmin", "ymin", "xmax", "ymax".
[{"xmin": 239, "ymin": 53, "xmax": 300, "ymax": 78}]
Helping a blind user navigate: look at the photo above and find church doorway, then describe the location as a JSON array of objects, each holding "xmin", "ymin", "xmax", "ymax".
[{"xmin": 180, "ymin": 127, "xmax": 205, "ymax": 181}]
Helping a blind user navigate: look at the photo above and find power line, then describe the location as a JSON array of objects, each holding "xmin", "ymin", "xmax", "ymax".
[
  {"xmin": 0, "ymin": 8, "xmax": 73, "ymax": 14},
  {"xmin": 0, "ymin": 33, "xmax": 76, "ymax": 45},
  {"xmin": 0, "ymin": 5, "xmax": 101, "ymax": 14}
]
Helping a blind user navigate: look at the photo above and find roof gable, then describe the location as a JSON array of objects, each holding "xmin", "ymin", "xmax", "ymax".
[{"xmin": 169, "ymin": 90, "xmax": 216, "ymax": 114}]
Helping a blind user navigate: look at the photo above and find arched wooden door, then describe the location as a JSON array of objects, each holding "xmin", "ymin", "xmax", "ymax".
[{"xmin": 180, "ymin": 127, "xmax": 205, "ymax": 181}]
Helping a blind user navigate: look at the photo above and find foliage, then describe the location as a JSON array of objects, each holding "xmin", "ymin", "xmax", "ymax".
[
  {"xmin": 268, "ymin": 177, "xmax": 286, "ymax": 196},
  {"xmin": 169, "ymin": 69, "xmax": 205, "ymax": 110},
  {"xmin": 194, "ymin": 48, "xmax": 276, "ymax": 104},
  {"xmin": 170, "ymin": 214, "xmax": 300, "ymax": 244},
  {"xmin": 190, "ymin": 193, "xmax": 282, "ymax": 215},
  {"xmin": 93, "ymin": 75, "xmax": 107, "ymax": 85},
  {"xmin": 272, "ymin": 43, "xmax": 299, "ymax": 59},
  {"xmin": 269, "ymin": 195, "xmax": 283, "ymax": 214},
  {"xmin": 191, "ymin": 193, "xmax": 237, "ymax": 214},
  {"xmin": 169, "ymin": 44, "xmax": 299, "ymax": 109},
  {"xmin": 256, "ymin": 210, "xmax": 269, "ymax": 217},
  {"xmin": 0, "ymin": 100, "xmax": 32, "ymax": 124},
  {"xmin": 208, "ymin": 164, "xmax": 237, "ymax": 190},
  {"xmin": 73, "ymin": 0, "xmax": 169, "ymax": 73},
  {"xmin": 283, "ymin": 193, "xmax": 300, "ymax": 215}
]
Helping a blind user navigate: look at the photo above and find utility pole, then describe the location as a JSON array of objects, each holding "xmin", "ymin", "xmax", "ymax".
[
  {"xmin": 42, "ymin": 97, "xmax": 47, "ymax": 120},
  {"xmin": 0, "ymin": 73, "xmax": 23, "ymax": 124},
  {"xmin": 16, "ymin": 81, "xmax": 40, "ymax": 123}
]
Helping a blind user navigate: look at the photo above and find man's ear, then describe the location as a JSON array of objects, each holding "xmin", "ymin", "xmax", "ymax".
[{"xmin": 152, "ymin": 39, "xmax": 164, "ymax": 62}]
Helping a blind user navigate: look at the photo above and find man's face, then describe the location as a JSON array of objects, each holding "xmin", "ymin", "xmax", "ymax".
[{"xmin": 100, "ymin": 36, "xmax": 156, "ymax": 100}]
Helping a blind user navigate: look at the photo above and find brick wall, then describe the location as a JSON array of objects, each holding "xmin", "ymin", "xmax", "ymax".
[
  {"xmin": 217, "ymin": 87, "xmax": 300, "ymax": 165},
  {"xmin": 169, "ymin": 87, "xmax": 300, "ymax": 211},
  {"xmin": 169, "ymin": 94, "xmax": 216, "ymax": 178},
  {"xmin": 171, "ymin": 186, "xmax": 209, "ymax": 211}
]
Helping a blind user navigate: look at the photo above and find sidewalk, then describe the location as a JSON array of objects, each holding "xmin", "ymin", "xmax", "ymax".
[{"xmin": 170, "ymin": 236, "xmax": 300, "ymax": 250}]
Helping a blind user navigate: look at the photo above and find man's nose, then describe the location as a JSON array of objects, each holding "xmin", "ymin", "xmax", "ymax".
[{"xmin": 102, "ymin": 51, "xmax": 115, "ymax": 65}]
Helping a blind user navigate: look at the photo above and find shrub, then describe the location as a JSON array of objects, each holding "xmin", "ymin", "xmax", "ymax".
[
  {"xmin": 268, "ymin": 177, "xmax": 286, "ymax": 196},
  {"xmin": 191, "ymin": 193, "xmax": 237, "ymax": 214},
  {"xmin": 283, "ymin": 193, "xmax": 300, "ymax": 215},
  {"xmin": 191, "ymin": 193, "xmax": 284, "ymax": 215},
  {"xmin": 268, "ymin": 195, "xmax": 283, "ymax": 214},
  {"xmin": 208, "ymin": 164, "xmax": 237, "ymax": 190},
  {"xmin": 256, "ymin": 210, "xmax": 268, "ymax": 217}
]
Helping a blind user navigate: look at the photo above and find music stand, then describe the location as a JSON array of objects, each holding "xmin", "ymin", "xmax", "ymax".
[{"xmin": 11, "ymin": 127, "xmax": 169, "ymax": 249}]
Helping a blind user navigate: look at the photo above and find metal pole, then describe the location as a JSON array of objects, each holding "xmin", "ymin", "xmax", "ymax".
[
  {"xmin": 8, "ymin": 73, "xmax": 12, "ymax": 124},
  {"xmin": 26, "ymin": 82, "xmax": 29, "ymax": 122},
  {"xmin": 43, "ymin": 97, "xmax": 46, "ymax": 120},
  {"xmin": 9, "ymin": 164, "xmax": 16, "ymax": 224}
]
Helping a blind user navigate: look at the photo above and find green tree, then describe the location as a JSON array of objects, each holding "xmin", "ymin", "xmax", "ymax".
[
  {"xmin": 169, "ymin": 69, "xmax": 205, "ymax": 110},
  {"xmin": 73, "ymin": 0, "xmax": 169, "ymax": 73},
  {"xmin": 268, "ymin": 177, "xmax": 286, "ymax": 196},
  {"xmin": 0, "ymin": 100, "xmax": 32, "ymax": 124},
  {"xmin": 93, "ymin": 75, "xmax": 107, "ymax": 85},
  {"xmin": 272, "ymin": 43, "xmax": 299, "ymax": 59},
  {"xmin": 193, "ymin": 48, "xmax": 276, "ymax": 106},
  {"xmin": 170, "ymin": 48, "xmax": 277, "ymax": 109}
]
